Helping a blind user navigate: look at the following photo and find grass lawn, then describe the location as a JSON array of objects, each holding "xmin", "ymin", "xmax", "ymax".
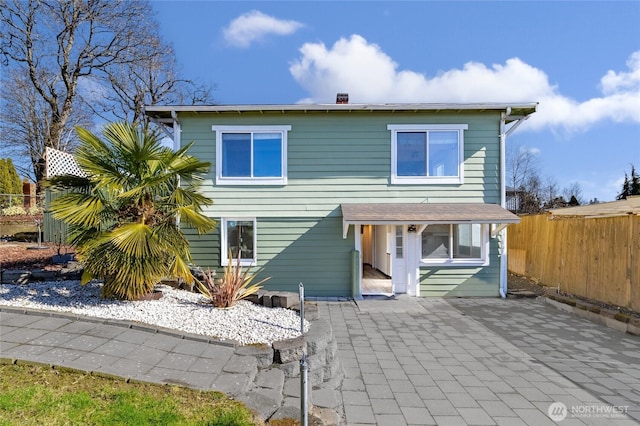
[{"xmin": 0, "ymin": 362, "xmax": 262, "ymax": 426}]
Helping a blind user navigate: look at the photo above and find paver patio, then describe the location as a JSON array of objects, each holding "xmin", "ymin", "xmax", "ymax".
[{"xmin": 319, "ymin": 296, "xmax": 639, "ymax": 425}]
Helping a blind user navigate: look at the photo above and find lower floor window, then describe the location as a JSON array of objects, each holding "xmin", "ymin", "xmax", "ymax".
[
  {"xmin": 421, "ymin": 223, "xmax": 487, "ymax": 265},
  {"xmin": 222, "ymin": 218, "xmax": 256, "ymax": 266}
]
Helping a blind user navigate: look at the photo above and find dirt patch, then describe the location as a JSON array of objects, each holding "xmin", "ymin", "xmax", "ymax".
[
  {"xmin": 508, "ymin": 271, "xmax": 640, "ymax": 319},
  {"xmin": 507, "ymin": 272, "xmax": 547, "ymax": 296},
  {"xmin": 0, "ymin": 242, "xmax": 73, "ymax": 270}
]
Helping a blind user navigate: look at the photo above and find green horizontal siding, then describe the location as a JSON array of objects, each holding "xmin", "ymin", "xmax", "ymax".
[
  {"xmin": 186, "ymin": 217, "xmax": 353, "ymax": 297},
  {"xmin": 179, "ymin": 109, "xmax": 503, "ymax": 297},
  {"xmin": 419, "ymin": 240, "xmax": 501, "ymax": 297},
  {"xmin": 181, "ymin": 110, "xmax": 501, "ymax": 219}
]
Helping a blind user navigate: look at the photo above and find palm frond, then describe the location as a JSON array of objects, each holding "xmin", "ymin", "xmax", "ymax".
[
  {"xmin": 51, "ymin": 193, "xmax": 106, "ymax": 228},
  {"xmin": 50, "ymin": 122, "xmax": 215, "ymax": 300}
]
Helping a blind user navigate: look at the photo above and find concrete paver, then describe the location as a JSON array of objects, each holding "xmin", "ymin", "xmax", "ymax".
[
  {"xmin": 450, "ymin": 298, "xmax": 640, "ymax": 424},
  {"xmin": 319, "ymin": 296, "xmax": 640, "ymax": 425}
]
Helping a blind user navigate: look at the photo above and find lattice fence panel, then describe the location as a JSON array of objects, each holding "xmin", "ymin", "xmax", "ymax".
[{"xmin": 45, "ymin": 147, "xmax": 86, "ymax": 178}]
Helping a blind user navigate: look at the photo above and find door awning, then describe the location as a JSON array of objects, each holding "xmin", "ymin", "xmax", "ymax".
[{"xmin": 341, "ymin": 203, "xmax": 520, "ymax": 238}]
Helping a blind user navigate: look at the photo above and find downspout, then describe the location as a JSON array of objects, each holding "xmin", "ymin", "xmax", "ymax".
[
  {"xmin": 171, "ymin": 110, "xmax": 181, "ymax": 151},
  {"xmin": 499, "ymin": 111, "xmax": 508, "ymax": 298},
  {"xmin": 499, "ymin": 107, "xmax": 531, "ymax": 298},
  {"xmin": 171, "ymin": 110, "xmax": 182, "ymax": 225}
]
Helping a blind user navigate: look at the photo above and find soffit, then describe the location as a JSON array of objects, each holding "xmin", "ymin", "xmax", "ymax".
[{"xmin": 144, "ymin": 102, "xmax": 538, "ymax": 120}]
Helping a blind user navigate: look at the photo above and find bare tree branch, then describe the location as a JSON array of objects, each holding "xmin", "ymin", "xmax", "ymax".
[{"xmin": 0, "ymin": 0, "xmax": 159, "ymax": 185}]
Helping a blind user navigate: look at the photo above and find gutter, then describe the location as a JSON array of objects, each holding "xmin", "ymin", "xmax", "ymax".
[{"xmin": 499, "ymin": 106, "xmax": 535, "ymax": 298}]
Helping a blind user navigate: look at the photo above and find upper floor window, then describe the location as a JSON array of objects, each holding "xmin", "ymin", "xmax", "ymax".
[
  {"xmin": 213, "ymin": 125, "xmax": 291, "ymax": 185},
  {"xmin": 388, "ymin": 124, "xmax": 467, "ymax": 184}
]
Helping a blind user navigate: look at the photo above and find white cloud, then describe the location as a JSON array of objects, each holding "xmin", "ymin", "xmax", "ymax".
[
  {"xmin": 289, "ymin": 35, "xmax": 640, "ymax": 132},
  {"xmin": 223, "ymin": 10, "xmax": 304, "ymax": 48},
  {"xmin": 521, "ymin": 146, "xmax": 541, "ymax": 156}
]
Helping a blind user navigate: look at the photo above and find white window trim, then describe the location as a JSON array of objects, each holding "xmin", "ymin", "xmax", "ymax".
[
  {"xmin": 420, "ymin": 223, "xmax": 489, "ymax": 267},
  {"xmin": 213, "ymin": 125, "xmax": 291, "ymax": 185},
  {"xmin": 221, "ymin": 217, "xmax": 257, "ymax": 267},
  {"xmin": 388, "ymin": 124, "xmax": 467, "ymax": 185}
]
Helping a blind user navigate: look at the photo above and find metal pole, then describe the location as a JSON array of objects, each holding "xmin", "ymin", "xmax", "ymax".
[
  {"xmin": 299, "ymin": 282, "xmax": 308, "ymax": 426},
  {"xmin": 299, "ymin": 282, "xmax": 305, "ymax": 333}
]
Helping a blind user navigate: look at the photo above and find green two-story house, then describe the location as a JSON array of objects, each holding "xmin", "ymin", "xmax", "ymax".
[{"xmin": 144, "ymin": 101, "xmax": 536, "ymax": 298}]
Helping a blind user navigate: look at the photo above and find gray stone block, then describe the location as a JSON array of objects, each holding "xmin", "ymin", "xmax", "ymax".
[
  {"xmin": 1, "ymin": 270, "xmax": 31, "ymax": 284},
  {"xmin": 211, "ymin": 373, "xmax": 252, "ymax": 397},
  {"xmin": 255, "ymin": 368, "xmax": 285, "ymax": 392},
  {"xmin": 305, "ymin": 318, "xmax": 332, "ymax": 355},
  {"xmin": 223, "ymin": 355, "xmax": 258, "ymax": 382},
  {"xmin": 307, "ymin": 351, "xmax": 326, "ymax": 386},
  {"xmin": 235, "ymin": 343, "xmax": 273, "ymax": 368},
  {"xmin": 276, "ymin": 359, "xmax": 300, "ymax": 378},
  {"xmin": 261, "ymin": 291, "xmax": 277, "ymax": 308},
  {"xmin": 282, "ymin": 396, "xmax": 300, "ymax": 407},
  {"xmin": 272, "ymin": 291, "xmax": 299, "ymax": 309},
  {"xmin": 312, "ymin": 387, "xmax": 340, "ymax": 409},
  {"xmin": 237, "ymin": 389, "xmax": 281, "ymax": 420},
  {"xmin": 269, "ymin": 405, "xmax": 302, "ymax": 422},
  {"xmin": 30, "ymin": 269, "xmax": 58, "ymax": 280},
  {"xmin": 273, "ymin": 335, "xmax": 305, "ymax": 364},
  {"xmin": 291, "ymin": 302, "xmax": 319, "ymax": 321},
  {"xmin": 283, "ymin": 377, "xmax": 301, "ymax": 397},
  {"xmin": 325, "ymin": 338, "xmax": 338, "ymax": 363},
  {"xmin": 246, "ymin": 289, "xmax": 268, "ymax": 305},
  {"xmin": 323, "ymin": 356, "xmax": 342, "ymax": 382}
]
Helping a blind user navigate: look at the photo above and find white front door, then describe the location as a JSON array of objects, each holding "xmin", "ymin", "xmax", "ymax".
[{"xmin": 392, "ymin": 225, "xmax": 406, "ymax": 293}]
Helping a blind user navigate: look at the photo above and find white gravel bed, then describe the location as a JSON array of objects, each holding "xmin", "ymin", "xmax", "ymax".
[{"xmin": 0, "ymin": 280, "xmax": 308, "ymax": 345}]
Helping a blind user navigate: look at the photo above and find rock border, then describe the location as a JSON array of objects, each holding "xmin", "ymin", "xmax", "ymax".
[
  {"xmin": 544, "ymin": 293, "xmax": 640, "ymax": 336},
  {"xmin": 1, "ymin": 261, "xmax": 83, "ymax": 284}
]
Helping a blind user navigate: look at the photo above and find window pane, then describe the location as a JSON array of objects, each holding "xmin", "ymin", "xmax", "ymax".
[
  {"xmin": 227, "ymin": 220, "xmax": 254, "ymax": 260},
  {"xmin": 397, "ymin": 132, "xmax": 426, "ymax": 176},
  {"xmin": 222, "ymin": 133, "xmax": 251, "ymax": 177},
  {"xmin": 428, "ymin": 131, "xmax": 458, "ymax": 176},
  {"xmin": 422, "ymin": 224, "xmax": 450, "ymax": 258},
  {"xmin": 395, "ymin": 226, "xmax": 403, "ymax": 259},
  {"xmin": 453, "ymin": 224, "xmax": 481, "ymax": 258},
  {"xmin": 253, "ymin": 133, "xmax": 282, "ymax": 177}
]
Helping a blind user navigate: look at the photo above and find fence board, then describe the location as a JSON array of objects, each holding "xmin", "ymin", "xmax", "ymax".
[{"xmin": 508, "ymin": 213, "xmax": 640, "ymax": 311}]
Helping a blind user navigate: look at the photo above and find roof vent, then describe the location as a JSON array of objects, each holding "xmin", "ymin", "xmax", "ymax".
[{"xmin": 336, "ymin": 93, "xmax": 349, "ymax": 104}]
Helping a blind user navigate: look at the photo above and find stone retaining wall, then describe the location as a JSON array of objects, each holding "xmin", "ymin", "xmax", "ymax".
[
  {"xmin": 233, "ymin": 291, "xmax": 344, "ymax": 423},
  {"xmin": 544, "ymin": 296, "xmax": 640, "ymax": 336},
  {"xmin": 1, "ymin": 262, "xmax": 82, "ymax": 284}
]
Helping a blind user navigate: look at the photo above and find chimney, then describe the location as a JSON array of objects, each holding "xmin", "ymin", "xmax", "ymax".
[{"xmin": 336, "ymin": 93, "xmax": 349, "ymax": 104}]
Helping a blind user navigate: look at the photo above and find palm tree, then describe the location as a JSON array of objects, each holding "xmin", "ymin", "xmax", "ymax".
[{"xmin": 47, "ymin": 122, "xmax": 216, "ymax": 300}]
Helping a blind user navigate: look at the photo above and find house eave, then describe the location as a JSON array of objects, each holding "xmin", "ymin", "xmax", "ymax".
[
  {"xmin": 144, "ymin": 102, "xmax": 538, "ymax": 123},
  {"xmin": 340, "ymin": 202, "xmax": 521, "ymax": 238}
]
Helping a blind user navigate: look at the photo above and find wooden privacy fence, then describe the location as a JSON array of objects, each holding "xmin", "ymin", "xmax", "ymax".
[{"xmin": 508, "ymin": 213, "xmax": 640, "ymax": 311}]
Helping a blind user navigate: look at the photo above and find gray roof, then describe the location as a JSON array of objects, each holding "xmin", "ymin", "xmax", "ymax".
[
  {"xmin": 144, "ymin": 102, "xmax": 537, "ymax": 123},
  {"xmin": 341, "ymin": 203, "xmax": 521, "ymax": 224}
]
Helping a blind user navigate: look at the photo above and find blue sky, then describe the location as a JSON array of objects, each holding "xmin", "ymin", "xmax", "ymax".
[{"xmin": 151, "ymin": 1, "xmax": 640, "ymax": 202}]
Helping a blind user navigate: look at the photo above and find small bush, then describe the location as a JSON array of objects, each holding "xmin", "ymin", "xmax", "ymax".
[
  {"xmin": 196, "ymin": 251, "xmax": 269, "ymax": 308},
  {"xmin": 1, "ymin": 205, "xmax": 27, "ymax": 216},
  {"xmin": 28, "ymin": 205, "xmax": 43, "ymax": 215}
]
